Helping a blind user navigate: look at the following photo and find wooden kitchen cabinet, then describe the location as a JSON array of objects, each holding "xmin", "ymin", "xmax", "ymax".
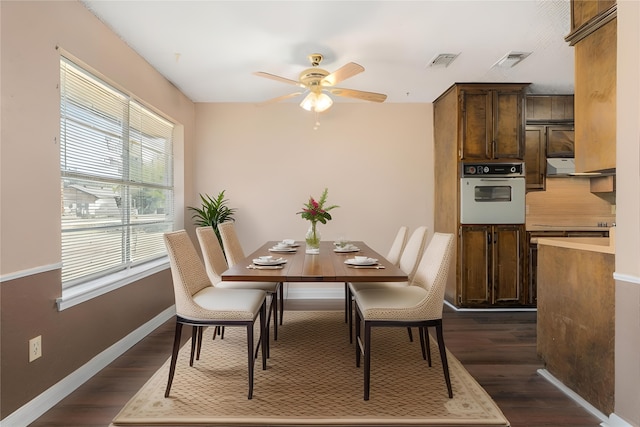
[
  {"xmin": 566, "ymin": 2, "xmax": 616, "ymax": 173},
  {"xmin": 460, "ymin": 86, "xmax": 528, "ymax": 160},
  {"xmin": 459, "ymin": 224, "xmax": 526, "ymax": 307},
  {"xmin": 526, "ymin": 95, "xmax": 574, "ymax": 122},
  {"xmin": 434, "ymin": 83, "xmax": 530, "ymax": 308},
  {"xmin": 525, "ymin": 124, "xmax": 575, "ymax": 191},
  {"xmin": 526, "ymin": 229, "xmax": 609, "ymax": 306},
  {"xmin": 571, "ymin": 0, "xmax": 616, "ymax": 31}
]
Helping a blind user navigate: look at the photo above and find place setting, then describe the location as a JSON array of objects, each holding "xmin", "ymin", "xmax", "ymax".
[
  {"xmin": 333, "ymin": 239, "xmax": 360, "ymax": 253},
  {"xmin": 344, "ymin": 255, "xmax": 385, "ymax": 269},
  {"xmin": 269, "ymin": 239, "xmax": 299, "ymax": 253},
  {"xmin": 247, "ymin": 255, "xmax": 288, "ymax": 270}
]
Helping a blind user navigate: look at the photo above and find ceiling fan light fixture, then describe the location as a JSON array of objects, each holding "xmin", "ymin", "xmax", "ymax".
[{"xmin": 300, "ymin": 92, "xmax": 333, "ymax": 112}]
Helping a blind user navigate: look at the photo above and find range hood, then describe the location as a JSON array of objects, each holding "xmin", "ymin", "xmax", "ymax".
[{"xmin": 547, "ymin": 158, "xmax": 575, "ymax": 175}]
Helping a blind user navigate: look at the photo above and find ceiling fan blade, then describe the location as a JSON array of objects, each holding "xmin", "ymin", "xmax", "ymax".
[
  {"xmin": 321, "ymin": 62, "xmax": 364, "ymax": 87},
  {"xmin": 253, "ymin": 71, "xmax": 304, "ymax": 87},
  {"xmin": 260, "ymin": 92, "xmax": 304, "ymax": 104},
  {"xmin": 329, "ymin": 87, "xmax": 387, "ymax": 103}
]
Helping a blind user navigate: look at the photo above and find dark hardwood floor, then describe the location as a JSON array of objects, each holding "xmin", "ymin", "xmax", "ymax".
[{"xmin": 30, "ymin": 299, "xmax": 602, "ymax": 427}]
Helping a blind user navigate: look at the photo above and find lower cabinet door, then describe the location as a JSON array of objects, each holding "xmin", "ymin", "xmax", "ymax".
[
  {"xmin": 459, "ymin": 225, "xmax": 492, "ymax": 306},
  {"xmin": 459, "ymin": 224, "xmax": 525, "ymax": 307},
  {"xmin": 492, "ymin": 225, "xmax": 524, "ymax": 304}
]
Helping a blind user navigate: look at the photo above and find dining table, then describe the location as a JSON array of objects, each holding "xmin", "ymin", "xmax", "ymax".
[{"xmin": 220, "ymin": 240, "xmax": 408, "ymax": 283}]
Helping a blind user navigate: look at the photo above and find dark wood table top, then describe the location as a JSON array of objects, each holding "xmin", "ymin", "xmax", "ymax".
[{"xmin": 221, "ymin": 241, "xmax": 408, "ymax": 283}]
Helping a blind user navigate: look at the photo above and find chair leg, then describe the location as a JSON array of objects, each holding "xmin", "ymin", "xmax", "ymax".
[
  {"xmin": 355, "ymin": 304, "xmax": 361, "ymax": 367},
  {"xmin": 246, "ymin": 322, "xmax": 255, "ymax": 400},
  {"xmin": 271, "ymin": 291, "xmax": 278, "ymax": 341},
  {"xmin": 279, "ymin": 282, "xmax": 284, "ymax": 325},
  {"xmin": 189, "ymin": 326, "xmax": 198, "ymax": 367},
  {"xmin": 165, "ymin": 322, "xmax": 183, "ymax": 398},
  {"xmin": 407, "ymin": 327, "xmax": 413, "ymax": 342},
  {"xmin": 363, "ymin": 321, "xmax": 372, "ymax": 401},
  {"xmin": 260, "ymin": 301, "xmax": 267, "ymax": 370},
  {"xmin": 195, "ymin": 326, "xmax": 204, "ymax": 361},
  {"xmin": 348, "ymin": 286, "xmax": 354, "ymax": 343},
  {"xmin": 435, "ymin": 322, "xmax": 453, "ymax": 398},
  {"xmin": 420, "ymin": 327, "xmax": 432, "ymax": 366},
  {"xmin": 344, "ymin": 282, "xmax": 349, "ymax": 323}
]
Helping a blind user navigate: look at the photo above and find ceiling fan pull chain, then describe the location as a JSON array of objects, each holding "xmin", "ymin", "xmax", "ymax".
[{"xmin": 313, "ymin": 111, "xmax": 320, "ymax": 130}]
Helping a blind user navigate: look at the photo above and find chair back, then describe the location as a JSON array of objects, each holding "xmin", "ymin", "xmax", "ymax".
[
  {"xmin": 164, "ymin": 230, "xmax": 213, "ymax": 318},
  {"xmin": 398, "ymin": 226, "xmax": 428, "ymax": 282},
  {"xmin": 411, "ymin": 232, "xmax": 455, "ymax": 319},
  {"xmin": 196, "ymin": 226, "xmax": 228, "ymax": 284},
  {"xmin": 218, "ymin": 221, "xmax": 246, "ymax": 267},
  {"xmin": 386, "ymin": 226, "xmax": 408, "ymax": 266}
]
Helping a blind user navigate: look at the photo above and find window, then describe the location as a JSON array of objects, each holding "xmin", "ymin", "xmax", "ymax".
[{"xmin": 59, "ymin": 57, "xmax": 174, "ymax": 290}]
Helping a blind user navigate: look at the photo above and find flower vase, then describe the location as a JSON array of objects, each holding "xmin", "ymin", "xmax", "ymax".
[{"xmin": 305, "ymin": 223, "xmax": 321, "ymax": 254}]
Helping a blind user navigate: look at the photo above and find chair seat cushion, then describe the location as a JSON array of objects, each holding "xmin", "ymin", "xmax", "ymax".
[
  {"xmin": 349, "ymin": 280, "xmax": 408, "ymax": 294},
  {"xmin": 216, "ymin": 281, "xmax": 279, "ymax": 293},
  {"xmin": 354, "ymin": 286, "xmax": 429, "ymax": 321},
  {"xmin": 189, "ymin": 288, "xmax": 266, "ymax": 321}
]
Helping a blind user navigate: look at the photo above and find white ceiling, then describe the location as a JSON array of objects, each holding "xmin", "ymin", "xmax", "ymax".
[{"xmin": 81, "ymin": 0, "xmax": 575, "ymax": 104}]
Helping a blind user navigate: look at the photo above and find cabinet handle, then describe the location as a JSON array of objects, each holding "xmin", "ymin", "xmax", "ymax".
[{"xmin": 488, "ymin": 232, "xmax": 492, "ymax": 244}]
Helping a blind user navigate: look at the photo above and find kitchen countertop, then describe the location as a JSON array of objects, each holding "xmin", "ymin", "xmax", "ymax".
[
  {"xmin": 527, "ymin": 224, "xmax": 612, "ymax": 232},
  {"xmin": 536, "ymin": 228, "xmax": 615, "ymax": 254}
]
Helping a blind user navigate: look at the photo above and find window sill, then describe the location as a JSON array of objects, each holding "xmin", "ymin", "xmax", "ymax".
[{"xmin": 56, "ymin": 257, "xmax": 169, "ymax": 311}]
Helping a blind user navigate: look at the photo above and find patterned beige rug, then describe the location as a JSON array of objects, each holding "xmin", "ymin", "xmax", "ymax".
[{"xmin": 112, "ymin": 311, "xmax": 509, "ymax": 426}]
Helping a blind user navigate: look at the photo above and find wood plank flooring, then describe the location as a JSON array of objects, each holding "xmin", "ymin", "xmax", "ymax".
[{"xmin": 30, "ymin": 299, "xmax": 602, "ymax": 427}]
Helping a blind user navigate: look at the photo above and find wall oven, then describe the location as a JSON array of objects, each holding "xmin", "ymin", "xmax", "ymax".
[{"xmin": 460, "ymin": 162, "xmax": 526, "ymax": 224}]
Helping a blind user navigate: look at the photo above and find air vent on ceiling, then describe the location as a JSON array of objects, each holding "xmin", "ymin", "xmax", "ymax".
[
  {"xmin": 493, "ymin": 51, "xmax": 531, "ymax": 68},
  {"xmin": 428, "ymin": 53, "xmax": 459, "ymax": 68}
]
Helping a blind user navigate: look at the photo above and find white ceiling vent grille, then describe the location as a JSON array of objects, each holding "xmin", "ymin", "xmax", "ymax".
[
  {"xmin": 493, "ymin": 51, "xmax": 532, "ymax": 68},
  {"xmin": 428, "ymin": 53, "xmax": 459, "ymax": 68}
]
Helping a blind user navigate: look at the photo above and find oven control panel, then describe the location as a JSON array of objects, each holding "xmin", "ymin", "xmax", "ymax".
[{"xmin": 461, "ymin": 162, "xmax": 525, "ymax": 177}]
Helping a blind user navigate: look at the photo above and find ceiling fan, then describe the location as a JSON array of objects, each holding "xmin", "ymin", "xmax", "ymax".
[{"xmin": 253, "ymin": 54, "xmax": 387, "ymax": 112}]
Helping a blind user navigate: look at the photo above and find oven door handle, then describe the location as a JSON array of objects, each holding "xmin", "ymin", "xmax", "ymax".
[{"xmin": 478, "ymin": 178, "xmax": 513, "ymax": 182}]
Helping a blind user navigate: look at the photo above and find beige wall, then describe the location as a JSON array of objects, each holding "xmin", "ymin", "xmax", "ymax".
[
  {"xmin": 614, "ymin": 1, "xmax": 640, "ymax": 425},
  {"xmin": 0, "ymin": 1, "xmax": 195, "ymax": 419},
  {"xmin": 192, "ymin": 103, "xmax": 434, "ymax": 255}
]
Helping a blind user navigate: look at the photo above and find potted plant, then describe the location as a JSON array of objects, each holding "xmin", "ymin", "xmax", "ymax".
[{"xmin": 188, "ymin": 190, "xmax": 237, "ymax": 249}]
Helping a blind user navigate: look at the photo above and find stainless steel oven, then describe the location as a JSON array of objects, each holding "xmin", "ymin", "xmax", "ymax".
[{"xmin": 460, "ymin": 162, "xmax": 525, "ymax": 224}]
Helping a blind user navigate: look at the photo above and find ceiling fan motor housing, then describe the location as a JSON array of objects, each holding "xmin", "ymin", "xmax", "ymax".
[{"xmin": 299, "ymin": 68, "xmax": 330, "ymax": 90}]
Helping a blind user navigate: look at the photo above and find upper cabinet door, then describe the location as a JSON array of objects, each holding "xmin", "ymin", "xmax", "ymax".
[
  {"xmin": 460, "ymin": 88, "xmax": 524, "ymax": 160},
  {"xmin": 460, "ymin": 89, "xmax": 492, "ymax": 159},
  {"xmin": 493, "ymin": 90, "xmax": 525, "ymax": 159}
]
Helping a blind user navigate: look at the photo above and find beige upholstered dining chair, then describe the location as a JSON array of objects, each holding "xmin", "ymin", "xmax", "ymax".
[
  {"xmin": 218, "ymin": 221, "xmax": 285, "ymax": 327},
  {"xmin": 343, "ymin": 225, "xmax": 408, "ymax": 323},
  {"xmin": 353, "ymin": 232, "xmax": 455, "ymax": 400},
  {"xmin": 347, "ymin": 225, "xmax": 427, "ymax": 342},
  {"xmin": 163, "ymin": 230, "xmax": 267, "ymax": 400},
  {"xmin": 196, "ymin": 226, "xmax": 281, "ymax": 341}
]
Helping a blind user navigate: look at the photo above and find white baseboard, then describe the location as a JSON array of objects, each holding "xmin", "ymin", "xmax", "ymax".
[
  {"xmin": 606, "ymin": 414, "xmax": 635, "ymax": 427},
  {"xmin": 537, "ymin": 368, "xmax": 609, "ymax": 424},
  {"xmin": 0, "ymin": 306, "xmax": 175, "ymax": 427}
]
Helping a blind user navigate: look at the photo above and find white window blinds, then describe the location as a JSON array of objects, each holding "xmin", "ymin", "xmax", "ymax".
[{"xmin": 60, "ymin": 57, "xmax": 174, "ymax": 288}]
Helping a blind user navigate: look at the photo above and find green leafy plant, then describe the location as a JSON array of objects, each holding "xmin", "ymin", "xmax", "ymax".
[
  {"xmin": 188, "ymin": 191, "xmax": 237, "ymax": 248},
  {"xmin": 297, "ymin": 188, "xmax": 339, "ymax": 225},
  {"xmin": 297, "ymin": 188, "xmax": 339, "ymax": 248}
]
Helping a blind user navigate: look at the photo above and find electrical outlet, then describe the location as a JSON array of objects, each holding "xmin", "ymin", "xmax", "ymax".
[{"xmin": 29, "ymin": 335, "xmax": 42, "ymax": 362}]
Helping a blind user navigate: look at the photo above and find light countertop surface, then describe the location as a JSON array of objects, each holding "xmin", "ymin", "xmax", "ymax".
[{"xmin": 536, "ymin": 228, "xmax": 615, "ymax": 254}]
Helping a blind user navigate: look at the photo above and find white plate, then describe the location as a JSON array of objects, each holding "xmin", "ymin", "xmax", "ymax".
[
  {"xmin": 344, "ymin": 258, "xmax": 378, "ymax": 266},
  {"xmin": 279, "ymin": 242, "xmax": 300, "ymax": 247},
  {"xmin": 269, "ymin": 247, "xmax": 297, "ymax": 253},
  {"xmin": 334, "ymin": 247, "xmax": 360, "ymax": 253},
  {"xmin": 253, "ymin": 258, "xmax": 287, "ymax": 266}
]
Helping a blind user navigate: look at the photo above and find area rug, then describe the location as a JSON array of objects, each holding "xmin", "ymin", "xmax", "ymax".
[{"xmin": 112, "ymin": 311, "xmax": 509, "ymax": 426}]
